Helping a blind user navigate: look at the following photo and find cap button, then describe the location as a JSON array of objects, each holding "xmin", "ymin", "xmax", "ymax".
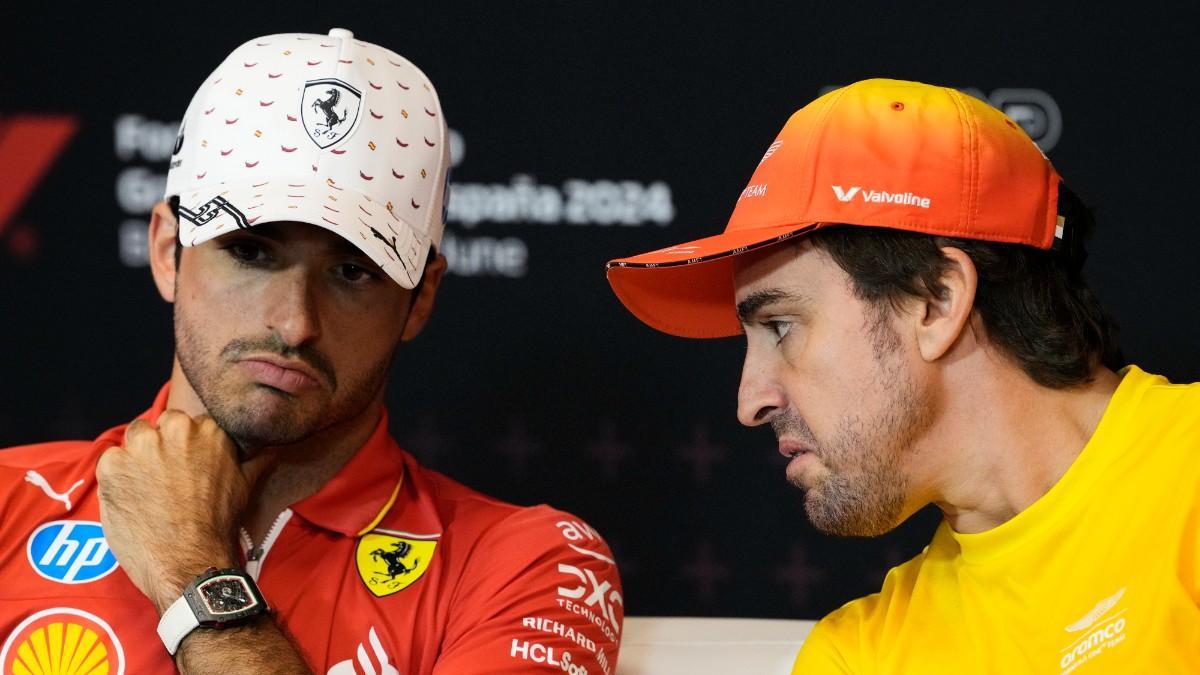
[{"xmin": 328, "ymin": 28, "xmax": 354, "ymax": 39}]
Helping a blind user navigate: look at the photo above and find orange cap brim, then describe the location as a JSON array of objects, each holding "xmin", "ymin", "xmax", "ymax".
[{"xmin": 606, "ymin": 222, "xmax": 818, "ymax": 338}]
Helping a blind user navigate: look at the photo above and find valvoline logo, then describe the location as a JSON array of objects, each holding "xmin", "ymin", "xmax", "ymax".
[{"xmin": 26, "ymin": 521, "xmax": 119, "ymax": 584}]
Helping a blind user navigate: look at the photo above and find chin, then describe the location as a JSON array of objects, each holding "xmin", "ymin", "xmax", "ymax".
[
  {"xmin": 214, "ymin": 403, "xmax": 315, "ymax": 449},
  {"xmin": 804, "ymin": 492, "xmax": 900, "ymax": 538}
]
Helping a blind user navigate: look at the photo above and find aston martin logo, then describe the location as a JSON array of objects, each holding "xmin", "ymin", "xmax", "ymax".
[
  {"xmin": 1065, "ymin": 587, "xmax": 1125, "ymax": 633},
  {"xmin": 355, "ymin": 530, "xmax": 438, "ymax": 597}
]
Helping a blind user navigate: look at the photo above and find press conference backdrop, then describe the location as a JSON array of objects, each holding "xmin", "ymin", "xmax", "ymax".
[{"xmin": 3, "ymin": 3, "xmax": 1198, "ymax": 620}]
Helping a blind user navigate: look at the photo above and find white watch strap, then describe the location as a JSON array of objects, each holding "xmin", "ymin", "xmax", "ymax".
[{"xmin": 157, "ymin": 594, "xmax": 200, "ymax": 656}]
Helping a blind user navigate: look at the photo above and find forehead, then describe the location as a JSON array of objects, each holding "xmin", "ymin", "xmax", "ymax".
[{"xmin": 731, "ymin": 239, "xmax": 834, "ymax": 301}]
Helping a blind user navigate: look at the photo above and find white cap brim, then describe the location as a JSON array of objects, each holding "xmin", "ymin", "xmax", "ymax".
[{"xmin": 177, "ymin": 179, "xmax": 432, "ymax": 290}]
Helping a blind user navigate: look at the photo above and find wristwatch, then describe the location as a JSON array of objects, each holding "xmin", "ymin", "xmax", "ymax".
[{"xmin": 157, "ymin": 567, "xmax": 269, "ymax": 655}]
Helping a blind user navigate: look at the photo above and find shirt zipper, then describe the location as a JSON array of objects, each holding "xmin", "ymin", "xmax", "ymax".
[{"xmin": 240, "ymin": 508, "xmax": 294, "ymax": 582}]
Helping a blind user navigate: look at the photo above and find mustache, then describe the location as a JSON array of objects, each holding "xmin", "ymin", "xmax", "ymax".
[
  {"xmin": 221, "ymin": 335, "xmax": 338, "ymax": 390},
  {"xmin": 771, "ymin": 410, "xmax": 819, "ymax": 447}
]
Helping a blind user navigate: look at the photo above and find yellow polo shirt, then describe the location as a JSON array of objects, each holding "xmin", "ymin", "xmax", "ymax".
[{"xmin": 793, "ymin": 366, "xmax": 1200, "ymax": 674}]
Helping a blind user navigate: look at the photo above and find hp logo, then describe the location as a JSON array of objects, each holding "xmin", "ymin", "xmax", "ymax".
[{"xmin": 26, "ymin": 521, "xmax": 119, "ymax": 584}]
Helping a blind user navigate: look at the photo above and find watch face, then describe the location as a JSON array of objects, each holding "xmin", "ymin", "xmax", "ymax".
[{"xmin": 197, "ymin": 576, "xmax": 258, "ymax": 615}]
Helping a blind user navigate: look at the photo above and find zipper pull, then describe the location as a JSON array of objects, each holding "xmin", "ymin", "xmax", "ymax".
[{"xmin": 238, "ymin": 528, "xmax": 257, "ymax": 562}]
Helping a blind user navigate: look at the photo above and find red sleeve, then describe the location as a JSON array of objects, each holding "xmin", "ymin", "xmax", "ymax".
[{"xmin": 433, "ymin": 506, "xmax": 623, "ymax": 675}]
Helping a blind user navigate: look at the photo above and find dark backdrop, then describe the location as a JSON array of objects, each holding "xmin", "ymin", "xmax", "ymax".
[{"xmin": 3, "ymin": 2, "xmax": 1197, "ymax": 619}]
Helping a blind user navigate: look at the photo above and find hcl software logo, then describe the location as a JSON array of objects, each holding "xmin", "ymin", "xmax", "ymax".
[{"xmin": 26, "ymin": 520, "xmax": 119, "ymax": 584}]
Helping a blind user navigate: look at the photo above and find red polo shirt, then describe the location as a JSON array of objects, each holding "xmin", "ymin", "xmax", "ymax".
[{"xmin": 0, "ymin": 386, "xmax": 622, "ymax": 674}]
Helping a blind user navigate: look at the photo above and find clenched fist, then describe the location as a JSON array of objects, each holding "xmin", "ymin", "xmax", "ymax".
[{"xmin": 96, "ymin": 410, "xmax": 273, "ymax": 613}]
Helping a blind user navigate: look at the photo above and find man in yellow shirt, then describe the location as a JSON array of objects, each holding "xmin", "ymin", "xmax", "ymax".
[{"xmin": 605, "ymin": 78, "xmax": 1200, "ymax": 673}]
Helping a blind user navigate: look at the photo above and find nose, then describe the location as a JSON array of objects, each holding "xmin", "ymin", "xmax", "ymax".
[
  {"xmin": 263, "ymin": 266, "xmax": 322, "ymax": 347},
  {"xmin": 737, "ymin": 342, "xmax": 787, "ymax": 427}
]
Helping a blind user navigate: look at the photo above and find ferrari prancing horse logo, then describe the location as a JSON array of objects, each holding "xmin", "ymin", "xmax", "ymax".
[
  {"xmin": 355, "ymin": 530, "xmax": 438, "ymax": 597},
  {"xmin": 300, "ymin": 78, "xmax": 363, "ymax": 150}
]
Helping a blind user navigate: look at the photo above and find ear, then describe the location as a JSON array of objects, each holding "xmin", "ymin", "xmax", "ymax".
[
  {"xmin": 400, "ymin": 253, "xmax": 448, "ymax": 341},
  {"xmin": 913, "ymin": 246, "xmax": 978, "ymax": 362},
  {"xmin": 148, "ymin": 201, "xmax": 180, "ymax": 303}
]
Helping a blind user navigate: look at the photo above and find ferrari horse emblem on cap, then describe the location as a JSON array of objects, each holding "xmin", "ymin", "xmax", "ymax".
[
  {"xmin": 301, "ymin": 78, "xmax": 363, "ymax": 149},
  {"xmin": 355, "ymin": 530, "xmax": 438, "ymax": 597}
]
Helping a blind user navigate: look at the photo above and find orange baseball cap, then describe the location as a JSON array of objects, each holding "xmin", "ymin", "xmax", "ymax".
[{"xmin": 606, "ymin": 78, "xmax": 1064, "ymax": 338}]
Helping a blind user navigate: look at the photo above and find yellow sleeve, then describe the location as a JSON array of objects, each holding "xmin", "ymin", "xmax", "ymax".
[{"xmin": 790, "ymin": 620, "xmax": 856, "ymax": 674}]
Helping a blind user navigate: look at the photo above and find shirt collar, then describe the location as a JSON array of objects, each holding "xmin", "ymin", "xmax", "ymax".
[
  {"xmin": 118, "ymin": 383, "xmax": 406, "ymax": 537},
  {"xmin": 290, "ymin": 407, "xmax": 406, "ymax": 536}
]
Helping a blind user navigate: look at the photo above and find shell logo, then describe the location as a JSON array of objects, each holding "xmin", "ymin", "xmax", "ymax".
[{"xmin": 0, "ymin": 608, "xmax": 124, "ymax": 675}]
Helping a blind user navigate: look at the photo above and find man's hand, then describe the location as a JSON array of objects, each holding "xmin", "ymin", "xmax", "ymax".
[{"xmin": 96, "ymin": 410, "xmax": 272, "ymax": 613}]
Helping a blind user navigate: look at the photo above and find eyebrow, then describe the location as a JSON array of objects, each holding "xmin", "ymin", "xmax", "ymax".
[{"xmin": 736, "ymin": 289, "xmax": 811, "ymax": 325}]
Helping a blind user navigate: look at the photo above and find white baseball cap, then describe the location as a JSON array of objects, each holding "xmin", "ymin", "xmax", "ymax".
[{"xmin": 164, "ymin": 28, "xmax": 450, "ymax": 289}]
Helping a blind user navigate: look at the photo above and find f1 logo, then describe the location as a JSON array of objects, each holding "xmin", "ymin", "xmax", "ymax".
[
  {"xmin": 0, "ymin": 115, "xmax": 79, "ymax": 259},
  {"xmin": 26, "ymin": 521, "xmax": 119, "ymax": 584}
]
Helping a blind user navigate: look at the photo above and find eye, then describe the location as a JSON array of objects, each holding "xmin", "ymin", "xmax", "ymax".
[
  {"xmin": 764, "ymin": 320, "xmax": 793, "ymax": 344},
  {"xmin": 223, "ymin": 240, "xmax": 268, "ymax": 264},
  {"xmin": 335, "ymin": 262, "xmax": 376, "ymax": 284}
]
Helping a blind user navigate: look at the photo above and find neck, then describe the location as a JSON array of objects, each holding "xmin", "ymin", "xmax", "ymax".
[
  {"xmin": 913, "ymin": 359, "xmax": 1123, "ymax": 534},
  {"xmin": 166, "ymin": 358, "xmax": 383, "ymax": 543}
]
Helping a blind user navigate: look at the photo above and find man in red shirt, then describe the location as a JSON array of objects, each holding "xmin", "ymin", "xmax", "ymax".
[{"xmin": 0, "ymin": 28, "xmax": 621, "ymax": 675}]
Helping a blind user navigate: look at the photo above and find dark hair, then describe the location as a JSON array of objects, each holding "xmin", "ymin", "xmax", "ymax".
[
  {"xmin": 809, "ymin": 186, "xmax": 1122, "ymax": 388},
  {"xmin": 167, "ymin": 195, "xmax": 438, "ymax": 299}
]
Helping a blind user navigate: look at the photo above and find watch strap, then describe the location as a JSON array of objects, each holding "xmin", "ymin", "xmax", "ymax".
[{"xmin": 157, "ymin": 593, "xmax": 200, "ymax": 656}]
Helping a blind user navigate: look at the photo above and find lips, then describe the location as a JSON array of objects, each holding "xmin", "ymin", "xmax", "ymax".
[
  {"xmin": 239, "ymin": 358, "xmax": 321, "ymax": 394},
  {"xmin": 785, "ymin": 451, "xmax": 818, "ymax": 484},
  {"xmin": 777, "ymin": 440, "xmax": 811, "ymax": 459},
  {"xmin": 778, "ymin": 439, "xmax": 819, "ymax": 483}
]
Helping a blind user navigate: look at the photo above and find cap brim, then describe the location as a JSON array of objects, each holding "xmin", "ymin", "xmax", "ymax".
[
  {"xmin": 176, "ymin": 181, "xmax": 431, "ymax": 290},
  {"xmin": 606, "ymin": 222, "xmax": 818, "ymax": 338}
]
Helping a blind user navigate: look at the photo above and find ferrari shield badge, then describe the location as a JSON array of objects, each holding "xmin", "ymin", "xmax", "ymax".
[
  {"xmin": 301, "ymin": 78, "xmax": 363, "ymax": 149},
  {"xmin": 355, "ymin": 530, "xmax": 438, "ymax": 597}
]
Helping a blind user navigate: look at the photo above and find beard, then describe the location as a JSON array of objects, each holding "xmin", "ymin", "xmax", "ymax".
[
  {"xmin": 774, "ymin": 320, "xmax": 934, "ymax": 537},
  {"xmin": 175, "ymin": 303, "xmax": 395, "ymax": 451}
]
